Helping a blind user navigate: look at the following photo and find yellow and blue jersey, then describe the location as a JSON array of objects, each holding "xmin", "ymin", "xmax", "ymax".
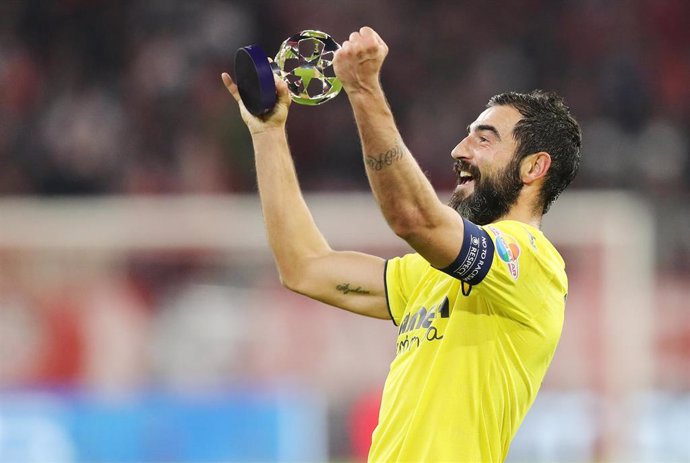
[{"xmin": 370, "ymin": 219, "xmax": 568, "ymax": 463}]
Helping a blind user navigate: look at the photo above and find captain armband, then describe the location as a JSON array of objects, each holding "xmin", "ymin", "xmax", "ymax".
[{"xmin": 437, "ymin": 218, "xmax": 495, "ymax": 285}]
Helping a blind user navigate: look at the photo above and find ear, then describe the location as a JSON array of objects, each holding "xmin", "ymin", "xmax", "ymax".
[{"xmin": 520, "ymin": 152, "xmax": 551, "ymax": 184}]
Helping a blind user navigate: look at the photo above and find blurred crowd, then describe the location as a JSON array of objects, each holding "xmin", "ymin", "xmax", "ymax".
[{"xmin": 0, "ymin": 0, "xmax": 689, "ymax": 267}]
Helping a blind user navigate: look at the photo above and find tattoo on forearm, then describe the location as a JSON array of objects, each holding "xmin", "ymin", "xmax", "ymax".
[
  {"xmin": 365, "ymin": 144, "xmax": 404, "ymax": 171},
  {"xmin": 336, "ymin": 283, "xmax": 371, "ymax": 295}
]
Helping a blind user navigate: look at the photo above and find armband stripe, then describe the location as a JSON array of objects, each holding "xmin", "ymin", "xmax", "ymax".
[{"xmin": 437, "ymin": 218, "xmax": 494, "ymax": 285}]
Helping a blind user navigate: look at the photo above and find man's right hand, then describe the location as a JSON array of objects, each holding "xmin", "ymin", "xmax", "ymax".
[
  {"xmin": 221, "ymin": 72, "xmax": 291, "ymax": 135},
  {"xmin": 333, "ymin": 26, "xmax": 389, "ymax": 96}
]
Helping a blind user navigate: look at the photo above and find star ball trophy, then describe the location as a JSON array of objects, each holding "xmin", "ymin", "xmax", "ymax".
[{"xmin": 234, "ymin": 30, "xmax": 342, "ymax": 116}]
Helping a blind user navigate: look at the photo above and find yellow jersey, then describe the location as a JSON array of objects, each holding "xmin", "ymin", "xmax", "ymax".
[{"xmin": 370, "ymin": 219, "xmax": 567, "ymax": 463}]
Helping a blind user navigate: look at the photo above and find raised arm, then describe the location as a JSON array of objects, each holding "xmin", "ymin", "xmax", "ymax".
[
  {"xmin": 333, "ymin": 27, "xmax": 464, "ymax": 269},
  {"xmin": 221, "ymin": 72, "xmax": 389, "ymax": 320}
]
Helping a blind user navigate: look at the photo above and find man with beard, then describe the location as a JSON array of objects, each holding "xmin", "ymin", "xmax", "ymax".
[{"xmin": 222, "ymin": 26, "xmax": 581, "ymax": 463}]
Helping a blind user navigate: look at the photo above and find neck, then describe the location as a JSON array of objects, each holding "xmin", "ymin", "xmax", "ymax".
[
  {"xmin": 494, "ymin": 183, "xmax": 543, "ymax": 229},
  {"xmin": 498, "ymin": 197, "xmax": 543, "ymax": 229},
  {"xmin": 498, "ymin": 209, "xmax": 542, "ymax": 229}
]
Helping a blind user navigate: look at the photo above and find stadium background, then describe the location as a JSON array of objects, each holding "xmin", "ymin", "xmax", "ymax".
[{"xmin": 0, "ymin": 0, "xmax": 688, "ymax": 462}]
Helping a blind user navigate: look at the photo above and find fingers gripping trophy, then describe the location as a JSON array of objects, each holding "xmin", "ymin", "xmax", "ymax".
[{"xmin": 233, "ymin": 30, "xmax": 343, "ymax": 116}]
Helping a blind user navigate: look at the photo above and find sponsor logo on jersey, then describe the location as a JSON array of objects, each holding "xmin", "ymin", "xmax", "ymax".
[{"xmin": 396, "ymin": 297, "xmax": 449, "ymax": 355}]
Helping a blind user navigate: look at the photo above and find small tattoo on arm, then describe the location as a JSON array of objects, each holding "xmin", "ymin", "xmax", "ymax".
[
  {"xmin": 336, "ymin": 283, "xmax": 371, "ymax": 295},
  {"xmin": 365, "ymin": 144, "xmax": 404, "ymax": 171}
]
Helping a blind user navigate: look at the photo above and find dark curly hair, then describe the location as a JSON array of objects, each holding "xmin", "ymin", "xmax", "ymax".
[{"xmin": 488, "ymin": 90, "xmax": 582, "ymax": 214}]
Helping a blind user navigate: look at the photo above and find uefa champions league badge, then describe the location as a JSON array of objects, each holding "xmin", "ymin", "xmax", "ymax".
[{"xmin": 489, "ymin": 227, "xmax": 521, "ymax": 280}]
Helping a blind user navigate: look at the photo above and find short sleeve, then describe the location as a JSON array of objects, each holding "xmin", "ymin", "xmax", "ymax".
[
  {"xmin": 384, "ymin": 253, "xmax": 429, "ymax": 326},
  {"xmin": 479, "ymin": 221, "xmax": 567, "ymax": 323}
]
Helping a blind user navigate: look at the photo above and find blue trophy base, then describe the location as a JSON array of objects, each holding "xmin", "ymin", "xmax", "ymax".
[{"xmin": 234, "ymin": 45, "xmax": 277, "ymax": 116}]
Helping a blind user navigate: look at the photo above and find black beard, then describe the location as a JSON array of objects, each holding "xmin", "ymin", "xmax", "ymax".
[{"xmin": 448, "ymin": 158, "xmax": 523, "ymax": 225}]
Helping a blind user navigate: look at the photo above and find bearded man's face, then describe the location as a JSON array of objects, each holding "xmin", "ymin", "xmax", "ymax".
[{"xmin": 448, "ymin": 156, "xmax": 523, "ymax": 225}]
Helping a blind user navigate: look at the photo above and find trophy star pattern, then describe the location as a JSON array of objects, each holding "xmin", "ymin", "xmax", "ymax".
[{"xmin": 274, "ymin": 30, "xmax": 342, "ymax": 105}]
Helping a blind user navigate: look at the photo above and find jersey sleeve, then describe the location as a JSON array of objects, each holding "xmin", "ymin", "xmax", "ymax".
[
  {"xmin": 384, "ymin": 253, "xmax": 429, "ymax": 326},
  {"xmin": 438, "ymin": 219, "xmax": 566, "ymax": 323},
  {"xmin": 480, "ymin": 221, "xmax": 560, "ymax": 322}
]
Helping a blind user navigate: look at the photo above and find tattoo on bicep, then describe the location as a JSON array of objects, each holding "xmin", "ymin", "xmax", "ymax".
[
  {"xmin": 336, "ymin": 283, "xmax": 371, "ymax": 295},
  {"xmin": 365, "ymin": 144, "xmax": 404, "ymax": 171}
]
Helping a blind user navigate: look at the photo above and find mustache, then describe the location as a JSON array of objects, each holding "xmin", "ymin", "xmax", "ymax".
[{"xmin": 453, "ymin": 160, "xmax": 481, "ymax": 179}]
